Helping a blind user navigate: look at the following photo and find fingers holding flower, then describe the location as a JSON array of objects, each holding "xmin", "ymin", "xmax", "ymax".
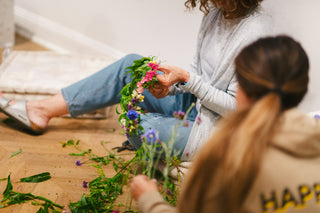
[
  {"xmin": 148, "ymin": 86, "xmax": 171, "ymax": 99},
  {"xmin": 156, "ymin": 65, "xmax": 190, "ymax": 87},
  {"xmin": 130, "ymin": 175, "xmax": 158, "ymax": 201}
]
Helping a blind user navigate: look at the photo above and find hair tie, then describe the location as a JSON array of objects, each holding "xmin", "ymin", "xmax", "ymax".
[{"xmin": 269, "ymin": 86, "xmax": 284, "ymax": 98}]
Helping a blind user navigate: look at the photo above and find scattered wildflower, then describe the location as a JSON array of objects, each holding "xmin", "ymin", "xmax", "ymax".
[
  {"xmin": 166, "ymin": 189, "xmax": 173, "ymax": 196},
  {"xmin": 142, "ymin": 129, "xmax": 158, "ymax": 144},
  {"xmin": 196, "ymin": 116, "xmax": 202, "ymax": 125},
  {"xmin": 127, "ymin": 110, "xmax": 139, "ymax": 120},
  {"xmin": 315, "ymin": 114, "xmax": 320, "ymax": 120},
  {"xmin": 173, "ymin": 110, "xmax": 185, "ymax": 120},
  {"xmin": 82, "ymin": 181, "xmax": 88, "ymax": 188},
  {"xmin": 113, "ymin": 211, "xmax": 120, "ymax": 213},
  {"xmin": 75, "ymin": 160, "xmax": 82, "ymax": 166}
]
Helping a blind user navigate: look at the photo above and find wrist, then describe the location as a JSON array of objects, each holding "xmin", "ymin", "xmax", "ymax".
[{"xmin": 180, "ymin": 72, "xmax": 190, "ymax": 84}]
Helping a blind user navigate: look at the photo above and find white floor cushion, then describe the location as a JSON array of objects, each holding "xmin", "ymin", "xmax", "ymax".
[{"xmin": 0, "ymin": 51, "xmax": 117, "ymax": 118}]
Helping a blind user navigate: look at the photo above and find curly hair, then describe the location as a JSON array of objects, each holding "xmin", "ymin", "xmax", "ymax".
[{"xmin": 184, "ymin": 0, "xmax": 263, "ymax": 19}]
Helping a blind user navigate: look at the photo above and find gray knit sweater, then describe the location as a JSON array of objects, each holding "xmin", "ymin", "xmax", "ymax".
[{"xmin": 172, "ymin": 6, "xmax": 273, "ymax": 161}]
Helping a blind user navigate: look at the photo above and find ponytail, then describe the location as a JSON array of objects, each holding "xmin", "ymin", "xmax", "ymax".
[
  {"xmin": 178, "ymin": 35, "xmax": 309, "ymax": 213},
  {"xmin": 179, "ymin": 93, "xmax": 281, "ymax": 212}
]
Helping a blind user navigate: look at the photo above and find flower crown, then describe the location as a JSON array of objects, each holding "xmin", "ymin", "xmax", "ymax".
[{"xmin": 117, "ymin": 56, "xmax": 160, "ymax": 137}]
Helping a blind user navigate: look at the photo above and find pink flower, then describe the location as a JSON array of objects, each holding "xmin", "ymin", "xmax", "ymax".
[
  {"xmin": 196, "ymin": 116, "xmax": 202, "ymax": 125},
  {"xmin": 148, "ymin": 62, "xmax": 159, "ymax": 70},
  {"xmin": 141, "ymin": 77, "xmax": 147, "ymax": 84},
  {"xmin": 137, "ymin": 86, "xmax": 144, "ymax": 94},
  {"xmin": 137, "ymin": 81, "xmax": 143, "ymax": 88},
  {"xmin": 173, "ymin": 110, "xmax": 185, "ymax": 120},
  {"xmin": 146, "ymin": 70, "xmax": 156, "ymax": 80}
]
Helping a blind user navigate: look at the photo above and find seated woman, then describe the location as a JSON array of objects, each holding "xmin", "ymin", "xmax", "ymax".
[
  {"xmin": 0, "ymin": 0, "xmax": 273, "ymax": 160},
  {"xmin": 130, "ymin": 35, "xmax": 320, "ymax": 213}
]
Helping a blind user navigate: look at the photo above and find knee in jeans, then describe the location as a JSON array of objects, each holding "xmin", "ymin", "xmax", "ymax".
[{"xmin": 124, "ymin": 53, "xmax": 143, "ymax": 61}]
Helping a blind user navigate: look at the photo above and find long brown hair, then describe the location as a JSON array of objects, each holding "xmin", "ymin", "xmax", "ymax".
[
  {"xmin": 184, "ymin": 0, "xmax": 263, "ymax": 19},
  {"xmin": 178, "ymin": 36, "xmax": 309, "ymax": 213}
]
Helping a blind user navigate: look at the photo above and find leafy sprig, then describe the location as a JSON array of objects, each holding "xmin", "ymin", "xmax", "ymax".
[{"xmin": 1, "ymin": 174, "xmax": 63, "ymax": 212}]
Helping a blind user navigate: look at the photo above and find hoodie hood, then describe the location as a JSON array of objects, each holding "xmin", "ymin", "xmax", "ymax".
[{"xmin": 271, "ymin": 109, "xmax": 320, "ymax": 157}]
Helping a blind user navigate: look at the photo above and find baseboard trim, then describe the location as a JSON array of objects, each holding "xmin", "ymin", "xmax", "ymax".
[{"xmin": 14, "ymin": 6, "xmax": 125, "ymax": 59}]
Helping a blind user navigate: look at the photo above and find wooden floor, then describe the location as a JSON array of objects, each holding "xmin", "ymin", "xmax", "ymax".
[{"xmin": 0, "ymin": 35, "xmax": 132, "ymax": 212}]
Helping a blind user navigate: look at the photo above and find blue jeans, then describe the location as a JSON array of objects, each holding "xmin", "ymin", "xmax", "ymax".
[{"xmin": 61, "ymin": 54, "xmax": 197, "ymax": 156}]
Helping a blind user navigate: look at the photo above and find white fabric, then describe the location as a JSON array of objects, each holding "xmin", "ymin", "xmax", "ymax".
[{"xmin": 0, "ymin": 51, "xmax": 116, "ymax": 118}]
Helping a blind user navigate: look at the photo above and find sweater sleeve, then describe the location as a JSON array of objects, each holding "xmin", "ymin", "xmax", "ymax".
[
  {"xmin": 138, "ymin": 190, "xmax": 177, "ymax": 213},
  {"xmin": 182, "ymin": 71, "xmax": 237, "ymax": 116},
  {"xmin": 182, "ymin": 11, "xmax": 273, "ymax": 116}
]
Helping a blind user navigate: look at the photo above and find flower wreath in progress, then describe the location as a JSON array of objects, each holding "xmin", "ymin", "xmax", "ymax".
[{"xmin": 117, "ymin": 56, "xmax": 160, "ymax": 137}]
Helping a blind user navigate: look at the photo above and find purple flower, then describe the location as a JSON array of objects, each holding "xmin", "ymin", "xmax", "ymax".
[
  {"xmin": 113, "ymin": 211, "xmax": 120, "ymax": 213},
  {"xmin": 315, "ymin": 114, "xmax": 320, "ymax": 120},
  {"xmin": 173, "ymin": 110, "xmax": 185, "ymax": 120},
  {"xmin": 82, "ymin": 181, "xmax": 88, "ymax": 188},
  {"xmin": 127, "ymin": 110, "xmax": 139, "ymax": 120},
  {"xmin": 131, "ymin": 97, "xmax": 137, "ymax": 105},
  {"xmin": 75, "ymin": 160, "xmax": 82, "ymax": 166},
  {"xmin": 142, "ymin": 129, "xmax": 158, "ymax": 143},
  {"xmin": 127, "ymin": 104, "xmax": 133, "ymax": 111},
  {"xmin": 166, "ymin": 189, "xmax": 173, "ymax": 196}
]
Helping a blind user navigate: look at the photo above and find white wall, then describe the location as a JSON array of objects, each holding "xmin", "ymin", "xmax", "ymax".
[
  {"xmin": 262, "ymin": 0, "xmax": 320, "ymax": 112},
  {"xmin": 14, "ymin": 0, "xmax": 202, "ymax": 69},
  {"xmin": 14, "ymin": 0, "xmax": 320, "ymax": 112}
]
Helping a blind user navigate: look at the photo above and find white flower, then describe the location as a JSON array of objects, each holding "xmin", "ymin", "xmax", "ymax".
[
  {"xmin": 132, "ymin": 90, "xmax": 138, "ymax": 98},
  {"xmin": 121, "ymin": 118, "xmax": 126, "ymax": 126}
]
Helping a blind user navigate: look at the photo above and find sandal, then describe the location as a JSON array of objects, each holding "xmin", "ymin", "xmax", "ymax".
[
  {"xmin": 0, "ymin": 97, "xmax": 43, "ymax": 135},
  {"xmin": 112, "ymin": 140, "xmax": 136, "ymax": 152}
]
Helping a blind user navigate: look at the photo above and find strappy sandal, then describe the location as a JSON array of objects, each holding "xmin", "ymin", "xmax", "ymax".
[
  {"xmin": 112, "ymin": 140, "xmax": 136, "ymax": 152},
  {"xmin": 0, "ymin": 97, "xmax": 43, "ymax": 135}
]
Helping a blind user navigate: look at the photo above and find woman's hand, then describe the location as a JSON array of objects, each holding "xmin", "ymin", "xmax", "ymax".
[
  {"xmin": 130, "ymin": 175, "xmax": 158, "ymax": 201},
  {"xmin": 148, "ymin": 86, "xmax": 171, "ymax": 99},
  {"xmin": 156, "ymin": 65, "xmax": 190, "ymax": 87},
  {"xmin": 148, "ymin": 65, "xmax": 189, "ymax": 99}
]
